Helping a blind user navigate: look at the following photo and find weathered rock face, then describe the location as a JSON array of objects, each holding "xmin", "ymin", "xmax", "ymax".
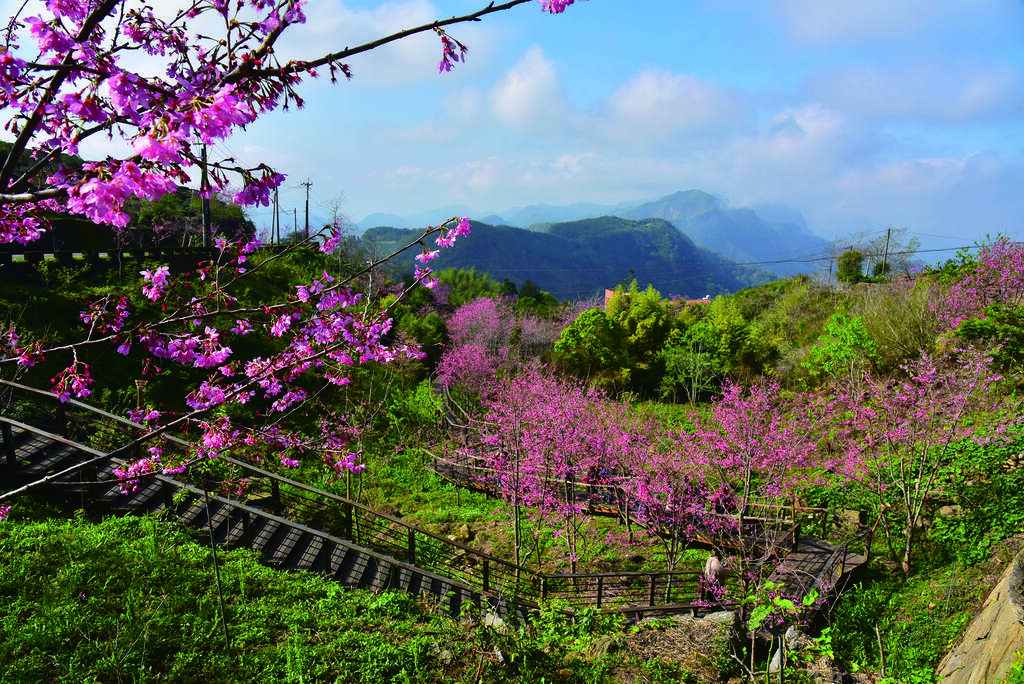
[{"xmin": 937, "ymin": 547, "xmax": 1024, "ymax": 683}]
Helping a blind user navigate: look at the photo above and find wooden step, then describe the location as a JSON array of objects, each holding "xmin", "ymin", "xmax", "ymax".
[
  {"xmin": 250, "ymin": 518, "xmax": 281, "ymax": 553},
  {"xmin": 353, "ymin": 554, "xmax": 377, "ymax": 589},
  {"xmin": 222, "ymin": 508, "xmax": 248, "ymax": 548},
  {"xmin": 116, "ymin": 480, "xmax": 163, "ymax": 513},
  {"xmin": 292, "ymin": 534, "xmax": 323, "ymax": 571},
  {"xmin": 18, "ymin": 442, "xmax": 80, "ymax": 476},
  {"xmin": 329, "ymin": 545, "xmax": 351, "ymax": 581},
  {"xmin": 176, "ymin": 497, "xmax": 209, "ymax": 528},
  {"xmin": 267, "ymin": 526, "xmax": 304, "ymax": 567}
]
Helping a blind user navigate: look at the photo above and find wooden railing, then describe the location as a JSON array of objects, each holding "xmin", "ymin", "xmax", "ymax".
[{"xmin": 0, "ymin": 379, "xmax": 728, "ymax": 616}]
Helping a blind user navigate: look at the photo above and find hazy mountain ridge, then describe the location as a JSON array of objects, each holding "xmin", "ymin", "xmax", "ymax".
[
  {"xmin": 358, "ymin": 217, "xmax": 772, "ymax": 300},
  {"xmin": 355, "ymin": 190, "xmax": 828, "ymax": 277},
  {"xmin": 619, "ymin": 191, "xmax": 830, "ymax": 276}
]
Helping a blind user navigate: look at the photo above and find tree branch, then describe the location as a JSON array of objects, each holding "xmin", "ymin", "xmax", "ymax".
[
  {"xmin": 0, "ymin": 0, "xmax": 121, "ymax": 190},
  {"xmin": 233, "ymin": 0, "xmax": 534, "ymax": 82}
]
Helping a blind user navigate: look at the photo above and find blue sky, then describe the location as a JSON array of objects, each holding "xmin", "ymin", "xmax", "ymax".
[{"xmin": 8, "ymin": 0, "xmax": 1024, "ymax": 250}]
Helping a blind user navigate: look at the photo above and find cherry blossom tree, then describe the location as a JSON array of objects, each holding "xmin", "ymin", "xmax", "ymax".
[
  {"xmin": 475, "ymin": 367, "xmax": 621, "ymax": 573},
  {"xmin": 934, "ymin": 237, "xmax": 1024, "ymax": 332},
  {"xmin": 681, "ymin": 379, "xmax": 826, "ymax": 597},
  {"xmin": 0, "ymin": 0, "xmax": 583, "ymax": 513},
  {"xmin": 831, "ymin": 346, "xmax": 1019, "ymax": 575}
]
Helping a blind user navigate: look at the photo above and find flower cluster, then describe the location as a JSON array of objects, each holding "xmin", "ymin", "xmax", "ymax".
[
  {"xmin": 935, "ymin": 238, "xmax": 1024, "ymax": 331},
  {"xmin": 50, "ymin": 360, "xmax": 93, "ymax": 402},
  {"xmin": 411, "ymin": 216, "xmax": 472, "ymax": 289},
  {"xmin": 436, "ymin": 28, "xmax": 468, "ymax": 73},
  {"xmin": 140, "ymin": 266, "xmax": 171, "ymax": 302},
  {"xmin": 79, "ymin": 296, "xmax": 131, "ymax": 335},
  {"xmin": 0, "ymin": 2, "xmax": 580, "ymax": 239}
]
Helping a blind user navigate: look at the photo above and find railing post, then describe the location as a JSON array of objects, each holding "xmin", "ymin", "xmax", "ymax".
[
  {"xmin": 541, "ymin": 575, "xmax": 548, "ymax": 601},
  {"xmin": 407, "ymin": 528, "xmax": 416, "ymax": 565},
  {"xmin": 596, "ymin": 576, "xmax": 604, "ymax": 609},
  {"xmin": 343, "ymin": 502, "xmax": 353, "ymax": 540},
  {"xmin": 320, "ymin": 537, "xmax": 332, "ymax": 575},
  {"xmin": 242, "ymin": 510, "xmax": 252, "ymax": 550},
  {"xmin": 648, "ymin": 575, "xmax": 656, "ymax": 607},
  {"xmin": 271, "ymin": 479, "xmax": 281, "ymax": 514},
  {"xmin": 161, "ymin": 480, "xmax": 174, "ymax": 510},
  {"xmin": 482, "ymin": 559, "xmax": 490, "ymax": 594},
  {"xmin": 2, "ymin": 421, "xmax": 15, "ymax": 470}
]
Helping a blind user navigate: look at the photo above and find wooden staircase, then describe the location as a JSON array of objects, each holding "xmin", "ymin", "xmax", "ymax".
[
  {"xmin": 0, "ymin": 379, "xmax": 736, "ymax": 621},
  {"xmin": 1, "ymin": 419, "xmax": 483, "ymax": 619}
]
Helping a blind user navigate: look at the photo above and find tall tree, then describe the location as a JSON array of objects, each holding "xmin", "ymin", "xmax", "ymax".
[
  {"xmin": 0, "ymin": 0, "xmax": 583, "ymax": 508},
  {"xmin": 832, "ymin": 347, "xmax": 1019, "ymax": 575}
]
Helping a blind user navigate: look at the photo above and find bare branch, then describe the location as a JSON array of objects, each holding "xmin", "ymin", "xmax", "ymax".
[{"xmin": 233, "ymin": 0, "xmax": 534, "ymax": 81}]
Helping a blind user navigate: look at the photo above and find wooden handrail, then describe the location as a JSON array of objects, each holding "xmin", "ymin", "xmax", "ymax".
[{"xmin": 1, "ymin": 380, "xmax": 732, "ymax": 613}]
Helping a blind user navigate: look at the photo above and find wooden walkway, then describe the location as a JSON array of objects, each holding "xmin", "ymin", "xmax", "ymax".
[
  {"xmin": 768, "ymin": 535, "xmax": 867, "ymax": 600},
  {"xmin": 428, "ymin": 411, "xmax": 872, "ymax": 607}
]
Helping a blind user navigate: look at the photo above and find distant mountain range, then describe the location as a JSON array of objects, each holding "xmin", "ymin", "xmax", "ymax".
[
  {"xmin": 617, "ymin": 191, "xmax": 829, "ymax": 277},
  {"xmin": 358, "ymin": 216, "xmax": 773, "ymax": 301},
  {"xmin": 355, "ymin": 190, "xmax": 830, "ymax": 279}
]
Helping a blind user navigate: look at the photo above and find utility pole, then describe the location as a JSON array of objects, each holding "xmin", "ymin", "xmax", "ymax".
[
  {"xmin": 200, "ymin": 144, "xmax": 212, "ymax": 247},
  {"xmin": 300, "ymin": 180, "xmax": 312, "ymax": 239},
  {"xmin": 880, "ymin": 227, "xmax": 892, "ymax": 276},
  {"xmin": 293, "ymin": 208, "xmax": 297, "ymax": 237},
  {"xmin": 272, "ymin": 188, "xmax": 279, "ymax": 245}
]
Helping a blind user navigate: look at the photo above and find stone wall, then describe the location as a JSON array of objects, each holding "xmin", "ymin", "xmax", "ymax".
[{"xmin": 937, "ymin": 547, "xmax": 1024, "ymax": 683}]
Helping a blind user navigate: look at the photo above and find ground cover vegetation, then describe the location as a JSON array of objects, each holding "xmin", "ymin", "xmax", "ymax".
[
  {"xmin": 0, "ymin": 1, "xmax": 1022, "ymax": 681},
  {"xmin": 4, "ymin": 238, "xmax": 1022, "ymax": 682}
]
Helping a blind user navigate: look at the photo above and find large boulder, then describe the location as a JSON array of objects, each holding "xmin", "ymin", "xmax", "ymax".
[{"xmin": 936, "ymin": 546, "xmax": 1024, "ymax": 683}]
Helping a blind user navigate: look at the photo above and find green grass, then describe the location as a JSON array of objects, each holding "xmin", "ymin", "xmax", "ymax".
[
  {"xmin": 828, "ymin": 553, "xmax": 1008, "ymax": 683},
  {"xmin": 0, "ymin": 505, "xmax": 694, "ymax": 683}
]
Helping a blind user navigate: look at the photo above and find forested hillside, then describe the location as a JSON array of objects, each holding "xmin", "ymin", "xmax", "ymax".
[{"xmin": 360, "ymin": 216, "xmax": 771, "ymax": 300}]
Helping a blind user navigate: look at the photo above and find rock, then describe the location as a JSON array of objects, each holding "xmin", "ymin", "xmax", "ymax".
[
  {"xmin": 483, "ymin": 612, "xmax": 507, "ymax": 634},
  {"xmin": 937, "ymin": 545, "xmax": 1024, "ymax": 683},
  {"xmin": 769, "ymin": 644, "xmax": 785, "ymax": 672},
  {"xmin": 938, "ymin": 504, "xmax": 963, "ymax": 518},
  {"xmin": 841, "ymin": 509, "xmax": 866, "ymax": 525},
  {"xmin": 456, "ymin": 523, "xmax": 474, "ymax": 542},
  {"xmin": 704, "ymin": 610, "xmax": 740, "ymax": 628},
  {"xmin": 585, "ymin": 635, "xmax": 620, "ymax": 658}
]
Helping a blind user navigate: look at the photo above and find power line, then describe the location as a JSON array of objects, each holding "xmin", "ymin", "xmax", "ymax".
[{"xmin": 390, "ymin": 244, "xmax": 979, "ymax": 276}]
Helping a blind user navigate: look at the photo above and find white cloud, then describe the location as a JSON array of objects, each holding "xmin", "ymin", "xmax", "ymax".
[
  {"xmin": 809, "ymin": 63, "xmax": 1022, "ymax": 122},
  {"xmin": 274, "ymin": 1, "xmax": 439, "ymax": 86},
  {"xmin": 720, "ymin": 105, "xmax": 853, "ymax": 176},
  {"xmin": 274, "ymin": 1, "xmax": 496, "ymax": 87},
  {"xmin": 489, "ymin": 46, "xmax": 568, "ymax": 133},
  {"xmin": 603, "ymin": 69, "xmax": 746, "ymax": 143},
  {"xmin": 443, "ymin": 87, "xmax": 485, "ymax": 125}
]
